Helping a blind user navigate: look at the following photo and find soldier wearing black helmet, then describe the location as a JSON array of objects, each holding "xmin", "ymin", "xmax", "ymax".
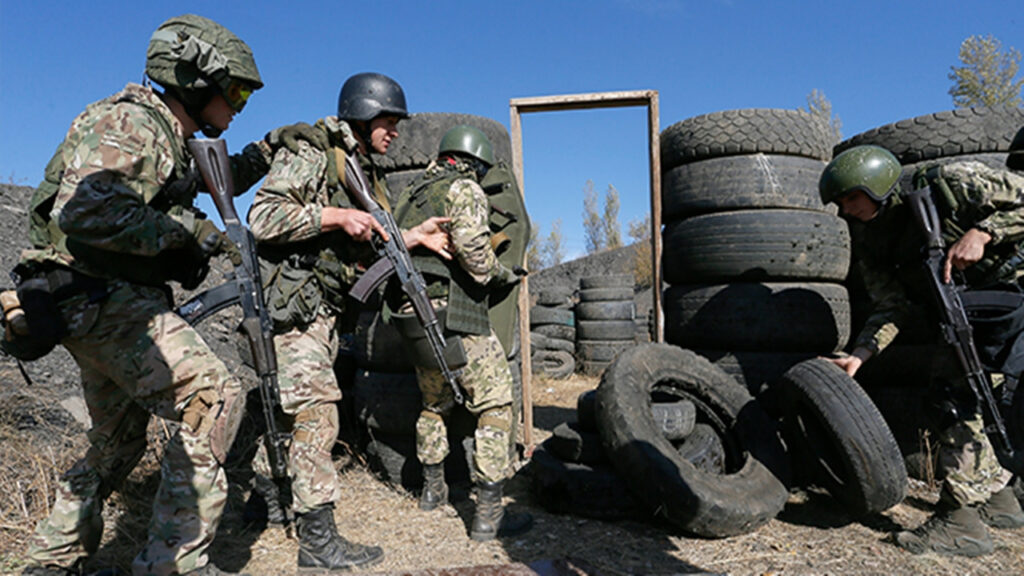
[
  {"xmin": 245, "ymin": 72, "xmax": 450, "ymax": 570},
  {"xmin": 15, "ymin": 14, "xmax": 320, "ymax": 576},
  {"xmin": 391, "ymin": 125, "xmax": 532, "ymax": 542},
  {"xmin": 820, "ymin": 144, "xmax": 1024, "ymax": 557}
]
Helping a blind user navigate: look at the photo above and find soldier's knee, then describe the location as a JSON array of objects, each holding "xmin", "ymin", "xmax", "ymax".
[
  {"xmin": 478, "ymin": 405, "xmax": 512, "ymax": 434},
  {"xmin": 180, "ymin": 384, "xmax": 246, "ymax": 463}
]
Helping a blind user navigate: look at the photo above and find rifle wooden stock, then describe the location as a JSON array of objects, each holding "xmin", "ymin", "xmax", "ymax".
[
  {"xmin": 903, "ymin": 187, "xmax": 1019, "ymax": 473},
  {"xmin": 187, "ymin": 138, "xmax": 295, "ymax": 529}
]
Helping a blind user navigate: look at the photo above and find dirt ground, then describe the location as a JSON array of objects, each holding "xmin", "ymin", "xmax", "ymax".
[{"xmin": 3, "ymin": 367, "xmax": 1024, "ymax": 576}]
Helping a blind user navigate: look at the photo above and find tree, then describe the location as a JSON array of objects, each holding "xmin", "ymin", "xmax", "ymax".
[
  {"xmin": 628, "ymin": 214, "xmax": 652, "ymax": 289},
  {"xmin": 948, "ymin": 34, "xmax": 1023, "ymax": 108},
  {"xmin": 603, "ymin": 185, "xmax": 622, "ymax": 250},
  {"xmin": 582, "ymin": 180, "xmax": 604, "ymax": 254},
  {"xmin": 526, "ymin": 225, "xmax": 543, "ymax": 272},
  {"xmin": 803, "ymin": 89, "xmax": 842, "ymax": 144},
  {"xmin": 541, "ymin": 218, "xmax": 565, "ymax": 268}
]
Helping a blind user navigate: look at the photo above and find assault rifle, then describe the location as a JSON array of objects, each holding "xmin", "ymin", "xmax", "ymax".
[
  {"xmin": 902, "ymin": 187, "xmax": 1022, "ymax": 474},
  {"xmin": 180, "ymin": 138, "xmax": 295, "ymax": 528},
  {"xmin": 343, "ymin": 153, "xmax": 464, "ymax": 404}
]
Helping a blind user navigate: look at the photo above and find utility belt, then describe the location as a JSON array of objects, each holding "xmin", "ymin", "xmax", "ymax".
[{"xmin": 1, "ymin": 264, "xmax": 109, "ymax": 361}]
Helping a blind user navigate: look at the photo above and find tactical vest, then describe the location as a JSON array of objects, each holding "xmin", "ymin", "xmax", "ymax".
[
  {"xmin": 911, "ymin": 162, "xmax": 1024, "ymax": 288},
  {"xmin": 257, "ymin": 131, "xmax": 377, "ymax": 333},
  {"xmin": 393, "ymin": 165, "xmax": 491, "ymax": 336},
  {"xmin": 26, "ymin": 90, "xmax": 200, "ymax": 281}
]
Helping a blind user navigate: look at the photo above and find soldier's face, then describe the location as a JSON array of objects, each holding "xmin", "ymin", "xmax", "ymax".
[
  {"xmin": 369, "ymin": 115, "xmax": 400, "ymax": 155},
  {"xmin": 837, "ymin": 190, "xmax": 880, "ymax": 222},
  {"xmin": 201, "ymin": 94, "xmax": 237, "ymax": 133}
]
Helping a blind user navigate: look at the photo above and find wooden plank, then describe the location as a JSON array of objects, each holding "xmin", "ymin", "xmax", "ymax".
[
  {"xmin": 509, "ymin": 103, "xmax": 533, "ymax": 451},
  {"xmin": 510, "ymin": 90, "xmax": 656, "ymax": 113}
]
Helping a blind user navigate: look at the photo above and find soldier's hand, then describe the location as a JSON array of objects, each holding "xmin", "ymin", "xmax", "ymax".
[
  {"xmin": 323, "ymin": 207, "xmax": 387, "ymax": 243},
  {"xmin": 403, "ymin": 217, "xmax": 452, "ymax": 260},
  {"xmin": 944, "ymin": 228, "xmax": 992, "ymax": 283},
  {"xmin": 264, "ymin": 122, "xmax": 328, "ymax": 155}
]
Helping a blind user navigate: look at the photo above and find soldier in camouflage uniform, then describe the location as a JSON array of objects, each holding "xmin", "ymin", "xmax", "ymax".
[
  {"xmin": 820, "ymin": 145, "xmax": 1024, "ymax": 557},
  {"xmin": 14, "ymin": 14, "xmax": 325, "ymax": 576},
  {"xmin": 246, "ymin": 72, "xmax": 450, "ymax": 570},
  {"xmin": 391, "ymin": 125, "xmax": 533, "ymax": 541}
]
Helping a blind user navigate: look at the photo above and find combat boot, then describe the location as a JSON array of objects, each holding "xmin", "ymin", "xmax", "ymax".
[
  {"xmin": 295, "ymin": 505, "xmax": 384, "ymax": 570},
  {"xmin": 470, "ymin": 480, "xmax": 534, "ymax": 542},
  {"xmin": 419, "ymin": 463, "xmax": 449, "ymax": 511},
  {"xmin": 894, "ymin": 505, "xmax": 994, "ymax": 557},
  {"xmin": 978, "ymin": 486, "xmax": 1024, "ymax": 529}
]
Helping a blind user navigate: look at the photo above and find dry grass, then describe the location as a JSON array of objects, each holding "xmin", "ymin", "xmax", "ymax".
[{"xmin": 3, "ymin": 371, "xmax": 1024, "ymax": 575}]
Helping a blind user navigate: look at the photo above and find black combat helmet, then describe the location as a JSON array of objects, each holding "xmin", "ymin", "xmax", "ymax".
[{"xmin": 337, "ymin": 73, "xmax": 409, "ymax": 122}]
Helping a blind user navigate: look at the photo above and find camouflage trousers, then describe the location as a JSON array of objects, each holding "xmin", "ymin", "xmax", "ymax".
[
  {"xmin": 27, "ymin": 281, "xmax": 244, "ymax": 576},
  {"xmin": 415, "ymin": 329, "xmax": 514, "ymax": 484},
  {"xmin": 931, "ymin": 351, "xmax": 1013, "ymax": 508},
  {"xmin": 252, "ymin": 310, "xmax": 342, "ymax": 514}
]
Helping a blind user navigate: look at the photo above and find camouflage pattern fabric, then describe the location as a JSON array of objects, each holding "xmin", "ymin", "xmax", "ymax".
[
  {"xmin": 415, "ymin": 329, "xmax": 514, "ymax": 483},
  {"xmin": 28, "ymin": 281, "xmax": 241, "ymax": 575},
  {"xmin": 23, "ymin": 83, "xmax": 271, "ymax": 575},
  {"xmin": 848, "ymin": 160, "xmax": 1023, "ymax": 509},
  {"xmin": 403, "ymin": 162, "xmax": 517, "ymax": 484},
  {"xmin": 251, "ymin": 310, "xmax": 343, "ymax": 513}
]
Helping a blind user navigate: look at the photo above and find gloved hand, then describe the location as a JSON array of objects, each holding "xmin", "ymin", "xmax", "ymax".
[
  {"xmin": 264, "ymin": 122, "xmax": 328, "ymax": 155},
  {"xmin": 166, "ymin": 239, "xmax": 210, "ymax": 290},
  {"xmin": 193, "ymin": 218, "xmax": 242, "ymax": 266}
]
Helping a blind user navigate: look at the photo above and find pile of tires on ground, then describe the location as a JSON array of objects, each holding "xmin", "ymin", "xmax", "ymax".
[
  {"xmin": 530, "ymin": 108, "xmax": 907, "ymax": 537},
  {"xmin": 530, "ymin": 286, "xmax": 576, "ymax": 379},
  {"xmin": 833, "ymin": 106, "xmax": 1024, "ymax": 479},
  {"xmin": 574, "ymin": 274, "xmax": 637, "ymax": 376}
]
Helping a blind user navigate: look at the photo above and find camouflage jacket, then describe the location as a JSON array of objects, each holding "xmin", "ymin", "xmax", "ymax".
[
  {"xmin": 247, "ymin": 116, "xmax": 377, "ymax": 322},
  {"xmin": 20, "ymin": 83, "xmax": 273, "ymax": 280},
  {"xmin": 393, "ymin": 158, "xmax": 517, "ymax": 334},
  {"xmin": 852, "ymin": 161, "xmax": 1024, "ymax": 354}
]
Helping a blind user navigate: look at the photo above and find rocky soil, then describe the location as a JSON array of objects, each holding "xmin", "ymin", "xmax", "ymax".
[{"xmin": 2, "ymin": 183, "xmax": 1024, "ymax": 575}]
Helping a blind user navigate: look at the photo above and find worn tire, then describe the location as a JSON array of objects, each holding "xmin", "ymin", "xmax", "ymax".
[
  {"xmin": 576, "ymin": 300, "xmax": 635, "ymax": 321},
  {"xmin": 580, "ymin": 274, "xmax": 634, "ymax": 290},
  {"xmin": 576, "ymin": 340, "xmax": 634, "ymax": 363},
  {"xmin": 576, "ymin": 389, "xmax": 598, "ymax": 432},
  {"xmin": 575, "ymin": 319, "xmax": 635, "ymax": 342},
  {"xmin": 833, "ymin": 106, "xmax": 1024, "ymax": 164},
  {"xmin": 531, "ymin": 349, "xmax": 575, "ymax": 380},
  {"xmin": 580, "ymin": 359, "xmax": 612, "ymax": 377},
  {"xmin": 596, "ymin": 344, "xmax": 790, "ymax": 537},
  {"xmin": 529, "ymin": 444, "xmax": 643, "ymax": 521},
  {"xmin": 663, "ymin": 282, "xmax": 850, "ymax": 353},
  {"xmin": 694, "ymin": 349, "xmax": 816, "ymax": 417},
  {"xmin": 530, "ymin": 331, "xmax": 574, "ymax": 354},
  {"xmin": 532, "ymin": 323, "xmax": 576, "ymax": 341},
  {"xmin": 545, "ymin": 421, "xmax": 607, "ymax": 465},
  {"xmin": 530, "ymin": 306, "xmax": 575, "ymax": 327},
  {"xmin": 662, "ymin": 154, "xmax": 829, "ymax": 221},
  {"xmin": 779, "ymin": 359, "xmax": 907, "ymax": 515},
  {"xmin": 675, "ymin": 423, "xmax": 726, "ymax": 475},
  {"xmin": 375, "ymin": 112, "xmax": 511, "ymax": 171},
  {"xmin": 353, "ymin": 370, "xmax": 421, "ymax": 435},
  {"xmin": 578, "ymin": 287, "xmax": 634, "ymax": 302},
  {"xmin": 534, "ymin": 287, "xmax": 575, "ymax": 308},
  {"xmin": 661, "ymin": 210, "xmax": 850, "ymax": 283},
  {"xmin": 661, "ymin": 108, "xmax": 833, "ymax": 170}
]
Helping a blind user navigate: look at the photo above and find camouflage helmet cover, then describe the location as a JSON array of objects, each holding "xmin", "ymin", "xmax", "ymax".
[
  {"xmin": 145, "ymin": 14, "xmax": 262, "ymax": 103},
  {"xmin": 819, "ymin": 145, "xmax": 901, "ymax": 205},
  {"xmin": 336, "ymin": 72, "xmax": 408, "ymax": 122},
  {"xmin": 439, "ymin": 125, "xmax": 495, "ymax": 166}
]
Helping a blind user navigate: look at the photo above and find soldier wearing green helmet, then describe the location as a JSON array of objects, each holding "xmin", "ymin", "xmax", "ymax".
[
  {"xmin": 391, "ymin": 125, "xmax": 532, "ymax": 542},
  {"xmin": 244, "ymin": 72, "xmax": 451, "ymax": 570},
  {"xmin": 14, "ymin": 13, "xmax": 323, "ymax": 576},
  {"xmin": 820, "ymin": 144, "xmax": 1024, "ymax": 557}
]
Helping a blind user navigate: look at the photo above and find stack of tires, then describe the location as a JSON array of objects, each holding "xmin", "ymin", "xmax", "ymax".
[
  {"xmin": 575, "ymin": 274, "xmax": 636, "ymax": 376},
  {"xmin": 832, "ymin": 106, "xmax": 1024, "ymax": 478},
  {"xmin": 657, "ymin": 109, "xmax": 906, "ymax": 517},
  {"xmin": 530, "ymin": 287, "xmax": 576, "ymax": 379},
  {"xmin": 659, "ymin": 108, "xmax": 849, "ymax": 407}
]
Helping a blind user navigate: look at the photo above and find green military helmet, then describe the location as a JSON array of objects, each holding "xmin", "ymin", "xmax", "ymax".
[
  {"xmin": 1007, "ymin": 126, "xmax": 1024, "ymax": 171},
  {"xmin": 439, "ymin": 125, "xmax": 495, "ymax": 167},
  {"xmin": 819, "ymin": 145, "xmax": 901, "ymax": 205},
  {"xmin": 337, "ymin": 73, "xmax": 409, "ymax": 122},
  {"xmin": 146, "ymin": 14, "xmax": 263, "ymax": 113}
]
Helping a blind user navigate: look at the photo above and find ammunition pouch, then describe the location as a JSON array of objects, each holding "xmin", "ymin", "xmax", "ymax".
[
  {"xmin": 1, "ymin": 265, "xmax": 108, "ymax": 361},
  {"xmin": 391, "ymin": 307, "xmax": 468, "ymax": 371}
]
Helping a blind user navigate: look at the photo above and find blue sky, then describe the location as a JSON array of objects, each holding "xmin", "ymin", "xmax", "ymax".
[{"xmin": 1, "ymin": 1, "xmax": 1021, "ymax": 258}]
